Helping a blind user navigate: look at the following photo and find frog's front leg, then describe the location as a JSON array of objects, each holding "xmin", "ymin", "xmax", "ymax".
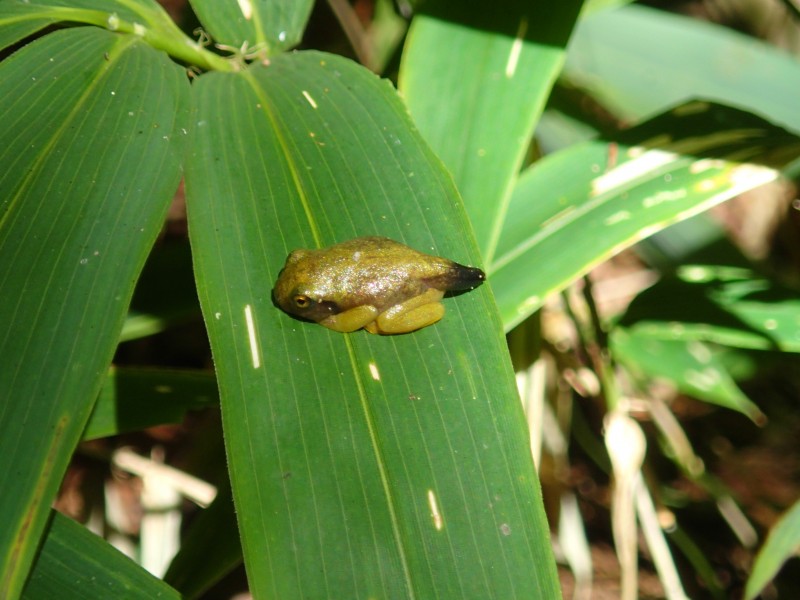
[
  {"xmin": 367, "ymin": 288, "xmax": 446, "ymax": 334},
  {"xmin": 320, "ymin": 305, "xmax": 380, "ymax": 332}
]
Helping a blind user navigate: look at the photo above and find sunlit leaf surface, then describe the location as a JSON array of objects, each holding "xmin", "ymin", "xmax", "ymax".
[
  {"xmin": 400, "ymin": 1, "xmax": 584, "ymax": 263},
  {"xmin": 22, "ymin": 512, "xmax": 180, "ymax": 600},
  {"xmin": 0, "ymin": 27, "xmax": 188, "ymax": 596},
  {"xmin": 185, "ymin": 51, "xmax": 558, "ymax": 598},
  {"xmin": 492, "ymin": 101, "xmax": 800, "ymax": 330}
]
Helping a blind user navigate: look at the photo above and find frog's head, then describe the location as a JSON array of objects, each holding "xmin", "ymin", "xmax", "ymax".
[
  {"xmin": 275, "ymin": 286, "xmax": 340, "ymax": 322},
  {"xmin": 273, "ymin": 249, "xmax": 341, "ymax": 323}
]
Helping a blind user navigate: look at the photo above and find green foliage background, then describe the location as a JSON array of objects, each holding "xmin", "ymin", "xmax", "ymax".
[{"xmin": 1, "ymin": 0, "xmax": 799, "ymax": 598}]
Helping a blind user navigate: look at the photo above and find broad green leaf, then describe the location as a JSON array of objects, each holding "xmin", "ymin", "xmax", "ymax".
[
  {"xmin": 619, "ymin": 266, "xmax": 800, "ymax": 353},
  {"xmin": 185, "ymin": 52, "xmax": 558, "ymax": 598},
  {"xmin": 611, "ymin": 331, "xmax": 764, "ymax": 422},
  {"xmin": 400, "ymin": 1, "xmax": 584, "ymax": 263},
  {"xmin": 84, "ymin": 368, "xmax": 218, "ymax": 441},
  {"xmin": 745, "ymin": 499, "xmax": 800, "ymax": 600},
  {"xmin": 580, "ymin": 0, "xmax": 636, "ymax": 15},
  {"xmin": 189, "ymin": 0, "xmax": 314, "ymax": 54},
  {"xmin": 0, "ymin": 0, "xmax": 157, "ymax": 52},
  {"xmin": 22, "ymin": 511, "xmax": 180, "ymax": 600},
  {"xmin": 0, "ymin": 2, "xmax": 57, "ymax": 52},
  {"xmin": 491, "ymin": 101, "xmax": 800, "ymax": 331},
  {"xmin": 0, "ymin": 0, "xmax": 230, "ymax": 71},
  {"xmin": 565, "ymin": 4, "xmax": 800, "ymax": 131},
  {"xmin": 0, "ymin": 27, "xmax": 188, "ymax": 597}
]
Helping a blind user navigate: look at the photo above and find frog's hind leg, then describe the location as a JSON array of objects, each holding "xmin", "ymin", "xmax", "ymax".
[
  {"xmin": 376, "ymin": 303, "xmax": 444, "ymax": 334},
  {"xmin": 372, "ymin": 288, "xmax": 445, "ymax": 334},
  {"xmin": 320, "ymin": 305, "xmax": 380, "ymax": 332}
]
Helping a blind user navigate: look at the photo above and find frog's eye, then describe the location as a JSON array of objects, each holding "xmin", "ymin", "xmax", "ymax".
[{"xmin": 293, "ymin": 294, "xmax": 315, "ymax": 309}]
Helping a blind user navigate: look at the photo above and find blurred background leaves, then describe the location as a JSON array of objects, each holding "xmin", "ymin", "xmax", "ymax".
[{"xmin": 1, "ymin": 0, "xmax": 799, "ymax": 598}]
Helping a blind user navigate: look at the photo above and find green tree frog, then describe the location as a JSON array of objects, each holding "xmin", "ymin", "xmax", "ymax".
[{"xmin": 273, "ymin": 236, "xmax": 485, "ymax": 334}]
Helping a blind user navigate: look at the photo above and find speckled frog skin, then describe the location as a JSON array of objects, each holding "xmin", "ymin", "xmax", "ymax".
[{"xmin": 273, "ymin": 236, "xmax": 485, "ymax": 334}]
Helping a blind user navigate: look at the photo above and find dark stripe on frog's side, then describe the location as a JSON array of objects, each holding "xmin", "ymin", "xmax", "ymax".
[{"xmin": 423, "ymin": 261, "xmax": 486, "ymax": 292}]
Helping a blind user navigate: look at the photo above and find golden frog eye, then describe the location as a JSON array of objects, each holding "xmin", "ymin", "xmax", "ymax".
[{"xmin": 293, "ymin": 294, "xmax": 313, "ymax": 308}]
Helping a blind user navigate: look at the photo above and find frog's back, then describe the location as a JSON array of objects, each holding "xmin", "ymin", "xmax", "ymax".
[{"xmin": 332, "ymin": 236, "xmax": 483, "ymax": 293}]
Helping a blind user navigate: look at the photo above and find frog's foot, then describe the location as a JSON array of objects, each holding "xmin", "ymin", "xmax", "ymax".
[
  {"xmin": 320, "ymin": 305, "xmax": 379, "ymax": 332},
  {"xmin": 368, "ymin": 288, "xmax": 445, "ymax": 334}
]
